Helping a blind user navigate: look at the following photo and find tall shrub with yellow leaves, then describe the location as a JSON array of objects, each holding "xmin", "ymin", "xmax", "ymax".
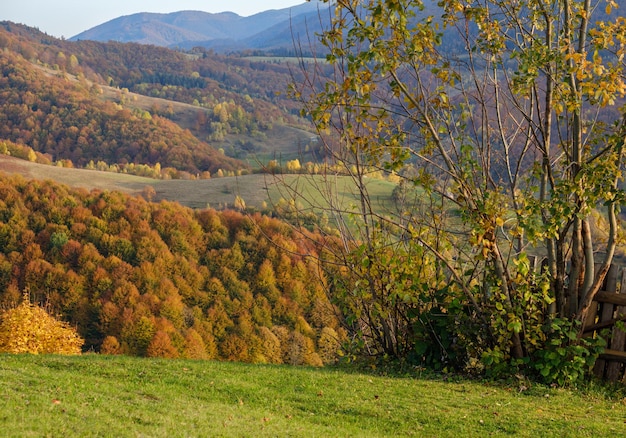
[{"xmin": 0, "ymin": 299, "xmax": 83, "ymax": 355}]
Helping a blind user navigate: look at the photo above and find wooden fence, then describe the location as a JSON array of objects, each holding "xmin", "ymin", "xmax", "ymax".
[{"xmin": 583, "ymin": 264, "xmax": 626, "ymax": 382}]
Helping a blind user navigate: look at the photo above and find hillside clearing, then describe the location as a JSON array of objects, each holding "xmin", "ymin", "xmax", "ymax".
[{"xmin": 0, "ymin": 155, "xmax": 397, "ymax": 211}]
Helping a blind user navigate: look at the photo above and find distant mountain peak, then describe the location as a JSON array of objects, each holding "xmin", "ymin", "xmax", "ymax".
[{"xmin": 70, "ymin": 2, "xmax": 329, "ymax": 52}]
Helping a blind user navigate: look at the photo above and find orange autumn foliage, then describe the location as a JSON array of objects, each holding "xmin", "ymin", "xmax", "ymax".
[{"xmin": 0, "ymin": 174, "xmax": 345, "ymax": 365}]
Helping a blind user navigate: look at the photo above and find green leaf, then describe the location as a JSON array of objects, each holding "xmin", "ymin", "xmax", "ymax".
[{"xmin": 507, "ymin": 320, "xmax": 522, "ymax": 333}]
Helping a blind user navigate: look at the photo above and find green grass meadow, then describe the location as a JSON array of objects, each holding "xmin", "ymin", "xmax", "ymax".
[{"xmin": 1, "ymin": 354, "xmax": 625, "ymax": 437}]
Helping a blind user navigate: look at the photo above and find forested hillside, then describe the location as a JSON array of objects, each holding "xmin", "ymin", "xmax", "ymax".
[
  {"xmin": 1, "ymin": 22, "xmax": 305, "ymax": 117},
  {"xmin": 0, "ymin": 50, "xmax": 246, "ymax": 175},
  {"xmin": 0, "ymin": 173, "xmax": 343, "ymax": 364},
  {"xmin": 0, "ymin": 22, "xmax": 317, "ymax": 174}
]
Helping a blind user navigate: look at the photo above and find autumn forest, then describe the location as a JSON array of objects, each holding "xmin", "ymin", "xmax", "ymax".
[
  {"xmin": 0, "ymin": 172, "xmax": 344, "ymax": 364},
  {"xmin": 0, "ymin": 20, "xmax": 347, "ymax": 364}
]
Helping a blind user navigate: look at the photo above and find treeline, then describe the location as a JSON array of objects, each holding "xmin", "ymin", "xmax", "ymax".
[
  {"xmin": 0, "ymin": 173, "xmax": 344, "ymax": 365},
  {"xmin": 0, "ymin": 49, "xmax": 245, "ymax": 174},
  {"xmin": 0, "ymin": 139, "xmax": 245, "ymax": 181},
  {"xmin": 127, "ymin": 72, "xmax": 207, "ymax": 90}
]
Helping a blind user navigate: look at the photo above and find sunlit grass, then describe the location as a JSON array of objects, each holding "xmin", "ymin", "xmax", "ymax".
[{"xmin": 0, "ymin": 354, "xmax": 624, "ymax": 437}]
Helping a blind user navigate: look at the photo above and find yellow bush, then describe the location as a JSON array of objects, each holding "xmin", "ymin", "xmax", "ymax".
[
  {"xmin": 287, "ymin": 331, "xmax": 323, "ymax": 367},
  {"xmin": 258, "ymin": 326, "xmax": 282, "ymax": 364},
  {"xmin": 0, "ymin": 300, "xmax": 83, "ymax": 355}
]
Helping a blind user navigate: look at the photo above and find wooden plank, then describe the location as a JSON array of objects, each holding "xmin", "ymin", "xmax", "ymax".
[
  {"xmin": 583, "ymin": 314, "xmax": 626, "ymax": 333},
  {"xmin": 606, "ymin": 270, "xmax": 626, "ymax": 381},
  {"xmin": 599, "ymin": 349, "xmax": 626, "ymax": 363},
  {"xmin": 594, "ymin": 291, "xmax": 626, "ymax": 306}
]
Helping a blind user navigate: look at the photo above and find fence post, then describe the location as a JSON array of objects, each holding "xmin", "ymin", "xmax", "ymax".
[
  {"xmin": 606, "ymin": 268, "xmax": 626, "ymax": 381},
  {"xmin": 592, "ymin": 264, "xmax": 619, "ymax": 378}
]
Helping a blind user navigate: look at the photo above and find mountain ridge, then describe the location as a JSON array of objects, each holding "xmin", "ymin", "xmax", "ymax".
[{"xmin": 70, "ymin": 2, "xmax": 329, "ymax": 52}]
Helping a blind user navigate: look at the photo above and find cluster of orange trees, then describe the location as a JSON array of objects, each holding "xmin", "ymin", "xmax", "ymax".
[{"xmin": 0, "ymin": 174, "xmax": 345, "ymax": 365}]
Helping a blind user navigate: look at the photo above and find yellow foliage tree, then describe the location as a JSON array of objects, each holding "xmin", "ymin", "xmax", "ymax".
[
  {"xmin": 285, "ymin": 159, "xmax": 301, "ymax": 173},
  {"xmin": 287, "ymin": 331, "xmax": 322, "ymax": 367},
  {"xmin": 233, "ymin": 195, "xmax": 246, "ymax": 211},
  {"xmin": 100, "ymin": 335, "xmax": 122, "ymax": 355},
  {"xmin": 183, "ymin": 328, "xmax": 209, "ymax": 360},
  {"xmin": 0, "ymin": 299, "xmax": 83, "ymax": 355},
  {"xmin": 317, "ymin": 327, "xmax": 342, "ymax": 365},
  {"xmin": 146, "ymin": 330, "xmax": 179, "ymax": 358},
  {"xmin": 258, "ymin": 326, "xmax": 282, "ymax": 364}
]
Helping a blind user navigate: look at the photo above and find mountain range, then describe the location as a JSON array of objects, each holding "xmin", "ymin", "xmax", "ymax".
[{"xmin": 70, "ymin": 1, "xmax": 330, "ymax": 53}]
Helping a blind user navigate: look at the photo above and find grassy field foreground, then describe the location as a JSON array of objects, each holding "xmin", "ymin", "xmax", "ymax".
[{"xmin": 0, "ymin": 355, "xmax": 625, "ymax": 437}]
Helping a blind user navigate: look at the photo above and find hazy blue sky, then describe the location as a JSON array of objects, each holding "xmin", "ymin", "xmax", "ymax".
[{"xmin": 3, "ymin": 1, "xmax": 311, "ymax": 38}]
